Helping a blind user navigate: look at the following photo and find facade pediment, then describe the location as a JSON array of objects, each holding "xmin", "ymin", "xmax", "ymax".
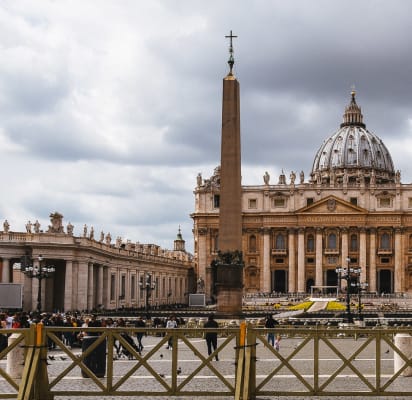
[{"xmin": 297, "ymin": 195, "xmax": 367, "ymax": 214}]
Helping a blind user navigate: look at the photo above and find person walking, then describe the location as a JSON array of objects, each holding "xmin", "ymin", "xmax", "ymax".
[
  {"xmin": 274, "ymin": 334, "xmax": 281, "ymax": 351},
  {"xmin": 135, "ymin": 316, "xmax": 146, "ymax": 352},
  {"xmin": 165, "ymin": 315, "xmax": 177, "ymax": 349},
  {"xmin": 265, "ymin": 314, "xmax": 278, "ymax": 347},
  {"xmin": 204, "ymin": 314, "xmax": 219, "ymax": 361}
]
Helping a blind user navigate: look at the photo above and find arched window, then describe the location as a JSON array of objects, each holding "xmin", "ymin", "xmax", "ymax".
[
  {"xmin": 327, "ymin": 233, "xmax": 337, "ymax": 249},
  {"xmin": 306, "ymin": 234, "xmax": 315, "ymax": 252},
  {"xmin": 275, "ymin": 233, "xmax": 285, "ymax": 250},
  {"xmin": 350, "ymin": 234, "xmax": 358, "ymax": 252},
  {"xmin": 249, "ymin": 235, "xmax": 257, "ymax": 253},
  {"xmin": 380, "ymin": 233, "xmax": 390, "ymax": 250}
]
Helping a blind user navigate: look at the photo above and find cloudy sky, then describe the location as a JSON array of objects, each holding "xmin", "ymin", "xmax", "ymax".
[{"xmin": 1, "ymin": 1, "xmax": 412, "ymax": 252}]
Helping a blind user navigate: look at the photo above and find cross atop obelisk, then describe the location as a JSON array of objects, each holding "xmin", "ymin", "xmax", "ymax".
[{"xmin": 225, "ymin": 30, "xmax": 237, "ymax": 75}]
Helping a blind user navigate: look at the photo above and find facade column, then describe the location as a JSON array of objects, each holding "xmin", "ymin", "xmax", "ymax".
[
  {"xmin": 97, "ymin": 265, "xmax": 103, "ymax": 307},
  {"xmin": 339, "ymin": 228, "xmax": 349, "ymax": 291},
  {"xmin": 64, "ymin": 260, "xmax": 73, "ymax": 312},
  {"xmin": 77, "ymin": 261, "xmax": 89, "ymax": 311},
  {"xmin": 359, "ymin": 228, "xmax": 367, "ymax": 271},
  {"xmin": 87, "ymin": 262, "xmax": 94, "ymax": 310},
  {"xmin": 341, "ymin": 228, "xmax": 349, "ymax": 264},
  {"xmin": 262, "ymin": 228, "xmax": 271, "ymax": 293},
  {"xmin": 369, "ymin": 229, "xmax": 377, "ymax": 293},
  {"xmin": 315, "ymin": 228, "xmax": 323, "ymax": 287},
  {"xmin": 197, "ymin": 228, "xmax": 209, "ymax": 298},
  {"xmin": 395, "ymin": 228, "xmax": 403, "ymax": 293},
  {"xmin": 297, "ymin": 228, "xmax": 305, "ymax": 292},
  {"xmin": 2, "ymin": 258, "xmax": 10, "ymax": 283},
  {"xmin": 288, "ymin": 229, "xmax": 296, "ymax": 292}
]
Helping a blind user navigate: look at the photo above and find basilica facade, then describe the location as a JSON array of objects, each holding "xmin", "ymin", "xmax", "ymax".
[
  {"xmin": 192, "ymin": 90, "xmax": 412, "ymax": 301},
  {"xmin": 0, "ymin": 212, "xmax": 193, "ymax": 312}
]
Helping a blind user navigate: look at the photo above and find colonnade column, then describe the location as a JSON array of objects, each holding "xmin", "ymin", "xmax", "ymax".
[
  {"xmin": 394, "ymin": 228, "xmax": 403, "ymax": 293},
  {"xmin": 288, "ymin": 229, "xmax": 296, "ymax": 292},
  {"xmin": 87, "ymin": 263, "xmax": 94, "ymax": 310},
  {"xmin": 297, "ymin": 228, "xmax": 305, "ymax": 292},
  {"xmin": 77, "ymin": 261, "xmax": 89, "ymax": 311},
  {"xmin": 369, "ymin": 229, "xmax": 377, "ymax": 292},
  {"xmin": 262, "ymin": 228, "xmax": 271, "ymax": 293},
  {"xmin": 31, "ymin": 258, "xmax": 41, "ymax": 312},
  {"xmin": 64, "ymin": 260, "xmax": 73, "ymax": 312},
  {"xmin": 1, "ymin": 258, "xmax": 10, "ymax": 283},
  {"xmin": 315, "ymin": 228, "xmax": 323, "ymax": 287},
  {"xmin": 102, "ymin": 266, "xmax": 109, "ymax": 309},
  {"xmin": 96, "ymin": 265, "xmax": 103, "ymax": 307},
  {"xmin": 359, "ymin": 228, "xmax": 367, "ymax": 279},
  {"xmin": 22, "ymin": 274, "xmax": 32, "ymax": 312}
]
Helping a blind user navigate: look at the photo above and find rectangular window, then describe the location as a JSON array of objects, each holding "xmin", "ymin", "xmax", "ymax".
[
  {"xmin": 248, "ymin": 199, "xmax": 257, "ymax": 209},
  {"xmin": 381, "ymin": 257, "xmax": 390, "ymax": 264},
  {"xmin": 379, "ymin": 197, "xmax": 391, "ymax": 208},
  {"xmin": 131, "ymin": 275, "xmax": 136, "ymax": 300},
  {"xmin": 275, "ymin": 258, "xmax": 284, "ymax": 264},
  {"xmin": 408, "ymin": 198, "xmax": 412, "ymax": 208},
  {"xmin": 273, "ymin": 198, "xmax": 285, "ymax": 208},
  {"xmin": 162, "ymin": 277, "xmax": 166, "ymax": 297},
  {"xmin": 213, "ymin": 194, "xmax": 220, "ymax": 208},
  {"xmin": 110, "ymin": 274, "xmax": 116, "ymax": 301},
  {"xmin": 307, "ymin": 198, "xmax": 314, "ymax": 206},
  {"xmin": 327, "ymin": 256, "xmax": 338, "ymax": 265},
  {"xmin": 350, "ymin": 197, "xmax": 358, "ymax": 206},
  {"xmin": 307, "ymin": 257, "xmax": 315, "ymax": 264}
]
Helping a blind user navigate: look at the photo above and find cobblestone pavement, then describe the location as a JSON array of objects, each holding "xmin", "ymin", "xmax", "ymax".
[{"xmin": 2, "ymin": 332, "xmax": 412, "ymax": 399}]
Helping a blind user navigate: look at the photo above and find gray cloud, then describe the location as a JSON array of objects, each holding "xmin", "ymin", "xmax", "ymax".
[{"xmin": 1, "ymin": 0, "xmax": 412, "ymax": 252}]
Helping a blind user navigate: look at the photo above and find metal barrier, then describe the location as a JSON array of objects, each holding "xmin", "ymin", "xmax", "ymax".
[{"xmin": 1, "ymin": 324, "xmax": 412, "ymax": 399}]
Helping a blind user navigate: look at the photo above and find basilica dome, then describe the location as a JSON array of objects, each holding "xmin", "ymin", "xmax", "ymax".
[{"xmin": 311, "ymin": 91, "xmax": 395, "ymax": 185}]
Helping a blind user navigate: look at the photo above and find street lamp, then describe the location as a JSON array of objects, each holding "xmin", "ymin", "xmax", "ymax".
[
  {"xmin": 139, "ymin": 273, "xmax": 156, "ymax": 316},
  {"xmin": 13, "ymin": 254, "xmax": 55, "ymax": 315},
  {"xmin": 336, "ymin": 258, "xmax": 361, "ymax": 323}
]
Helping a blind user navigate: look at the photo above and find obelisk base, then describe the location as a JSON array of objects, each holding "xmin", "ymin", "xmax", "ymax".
[{"xmin": 215, "ymin": 263, "xmax": 243, "ymax": 316}]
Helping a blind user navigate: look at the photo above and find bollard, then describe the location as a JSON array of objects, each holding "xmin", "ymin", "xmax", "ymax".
[
  {"xmin": 6, "ymin": 333, "xmax": 25, "ymax": 379},
  {"xmin": 394, "ymin": 333, "xmax": 412, "ymax": 377}
]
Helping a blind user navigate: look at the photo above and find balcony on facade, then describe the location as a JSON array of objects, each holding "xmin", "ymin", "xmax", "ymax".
[
  {"xmin": 324, "ymin": 248, "xmax": 339, "ymax": 255},
  {"xmin": 271, "ymin": 249, "xmax": 287, "ymax": 256}
]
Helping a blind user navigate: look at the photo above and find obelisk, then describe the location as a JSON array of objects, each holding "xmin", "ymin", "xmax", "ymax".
[{"xmin": 215, "ymin": 31, "xmax": 243, "ymax": 315}]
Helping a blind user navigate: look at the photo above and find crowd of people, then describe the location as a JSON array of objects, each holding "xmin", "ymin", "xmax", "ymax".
[{"xmin": 0, "ymin": 311, "xmax": 282, "ymax": 359}]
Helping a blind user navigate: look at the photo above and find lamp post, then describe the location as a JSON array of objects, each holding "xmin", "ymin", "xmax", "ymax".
[
  {"xmin": 336, "ymin": 258, "xmax": 361, "ymax": 323},
  {"xmin": 139, "ymin": 273, "xmax": 156, "ymax": 316},
  {"xmin": 13, "ymin": 254, "xmax": 55, "ymax": 315}
]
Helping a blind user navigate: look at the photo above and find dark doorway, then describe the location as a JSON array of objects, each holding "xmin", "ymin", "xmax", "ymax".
[
  {"xmin": 306, "ymin": 278, "xmax": 315, "ymax": 293},
  {"xmin": 272, "ymin": 270, "xmax": 287, "ymax": 293},
  {"xmin": 378, "ymin": 269, "xmax": 392, "ymax": 294},
  {"xmin": 326, "ymin": 269, "xmax": 339, "ymax": 290}
]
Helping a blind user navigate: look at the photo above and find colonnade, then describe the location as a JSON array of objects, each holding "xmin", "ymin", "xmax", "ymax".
[{"xmin": 1, "ymin": 257, "xmax": 189, "ymax": 312}]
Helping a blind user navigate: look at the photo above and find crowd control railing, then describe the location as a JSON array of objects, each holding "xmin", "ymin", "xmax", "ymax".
[{"xmin": 0, "ymin": 324, "xmax": 412, "ymax": 399}]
